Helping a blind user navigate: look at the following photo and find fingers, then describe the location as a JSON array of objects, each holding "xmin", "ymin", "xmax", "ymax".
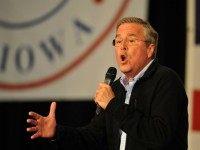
[
  {"xmin": 27, "ymin": 126, "xmax": 38, "ymax": 132},
  {"xmin": 27, "ymin": 102, "xmax": 56, "ymax": 140},
  {"xmin": 31, "ymin": 132, "xmax": 41, "ymax": 139},
  {"xmin": 28, "ymin": 111, "xmax": 42, "ymax": 120},
  {"xmin": 94, "ymin": 82, "xmax": 115, "ymax": 109},
  {"xmin": 26, "ymin": 125, "xmax": 41, "ymax": 139},
  {"xmin": 49, "ymin": 102, "xmax": 56, "ymax": 117},
  {"xmin": 98, "ymin": 82, "xmax": 110, "ymax": 89},
  {"xmin": 27, "ymin": 119, "xmax": 37, "ymax": 126},
  {"xmin": 95, "ymin": 83, "xmax": 111, "ymax": 99}
]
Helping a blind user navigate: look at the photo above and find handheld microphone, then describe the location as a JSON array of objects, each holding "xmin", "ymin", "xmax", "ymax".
[{"xmin": 96, "ymin": 67, "xmax": 117, "ymax": 115}]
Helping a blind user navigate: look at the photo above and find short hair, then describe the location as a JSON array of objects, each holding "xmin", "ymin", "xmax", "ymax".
[{"xmin": 115, "ymin": 17, "xmax": 158, "ymax": 57}]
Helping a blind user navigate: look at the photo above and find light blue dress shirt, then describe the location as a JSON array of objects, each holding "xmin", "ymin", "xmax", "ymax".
[{"xmin": 119, "ymin": 60, "xmax": 154, "ymax": 150}]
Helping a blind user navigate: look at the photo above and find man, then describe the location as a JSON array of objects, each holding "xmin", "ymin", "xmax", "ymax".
[{"xmin": 27, "ymin": 17, "xmax": 188, "ymax": 150}]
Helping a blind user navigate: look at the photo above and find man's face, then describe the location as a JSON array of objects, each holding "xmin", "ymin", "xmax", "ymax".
[{"xmin": 114, "ymin": 23, "xmax": 154, "ymax": 79}]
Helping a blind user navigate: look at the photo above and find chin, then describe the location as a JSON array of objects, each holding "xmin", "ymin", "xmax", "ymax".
[{"xmin": 119, "ymin": 66, "xmax": 132, "ymax": 74}]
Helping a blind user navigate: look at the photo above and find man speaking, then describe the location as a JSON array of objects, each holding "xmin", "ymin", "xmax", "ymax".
[{"xmin": 27, "ymin": 17, "xmax": 188, "ymax": 150}]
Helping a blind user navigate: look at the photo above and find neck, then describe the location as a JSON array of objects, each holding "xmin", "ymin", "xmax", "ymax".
[{"xmin": 124, "ymin": 59, "xmax": 153, "ymax": 80}]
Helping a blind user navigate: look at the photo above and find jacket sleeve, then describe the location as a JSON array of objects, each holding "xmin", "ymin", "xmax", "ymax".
[
  {"xmin": 54, "ymin": 110, "xmax": 108, "ymax": 150},
  {"xmin": 105, "ymin": 71, "xmax": 188, "ymax": 148}
]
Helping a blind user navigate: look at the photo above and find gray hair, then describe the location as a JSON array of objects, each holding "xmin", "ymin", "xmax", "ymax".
[{"xmin": 116, "ymin": 17, "xmax": 158, "ymax": 57}]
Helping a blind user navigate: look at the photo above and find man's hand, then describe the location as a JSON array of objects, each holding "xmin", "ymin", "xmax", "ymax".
[
  {"xmin": 94, "ymin": 83, "xmax": 115, "ymax": 109},
  {"xmin": 26, "ymin": 102, "xmax": 57, "ymax": 139}
]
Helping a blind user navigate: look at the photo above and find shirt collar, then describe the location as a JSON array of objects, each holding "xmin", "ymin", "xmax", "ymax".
[{"xmin": 120, "ymin": 59, "xmax": 154, "ymax": 87}]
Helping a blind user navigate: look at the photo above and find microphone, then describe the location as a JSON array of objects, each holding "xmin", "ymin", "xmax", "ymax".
[
  {"xmin": 104, "ymin": 67, "xmax": 117, "ymax": 85},
  {"xmin": 96, "ymin": 67, "xmax": 117, "ymax": 115}
]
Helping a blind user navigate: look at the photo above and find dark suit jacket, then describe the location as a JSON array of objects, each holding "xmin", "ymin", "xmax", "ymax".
[{"xmin": 55, "ymin": 60, "xmax": 188, "ymax": 150}]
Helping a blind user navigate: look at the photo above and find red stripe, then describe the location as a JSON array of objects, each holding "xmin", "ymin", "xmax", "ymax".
[{"xmin": 192, "ymin": 90, "xmax": 200, "ymax": 130}]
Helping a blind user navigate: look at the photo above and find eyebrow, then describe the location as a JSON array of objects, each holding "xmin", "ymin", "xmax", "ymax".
[
  {"xmin": 127, "ymin": 33, "xmax": 136, "ymax": 36},
  {"xmin": 115, "ymin": 33, "xmax": 136, "ymax": 38}
]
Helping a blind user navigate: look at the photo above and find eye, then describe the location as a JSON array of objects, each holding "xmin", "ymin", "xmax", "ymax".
[
  {"xmin": 115, "ymin": 39, "xmax": 122, "ymax": 44},
  {"xmin": 128, "ymin": 38, "xmax": 135, "ymax": 43},
  {"xmin": 116, "ymin": 40, "xmax": 121, "ymax": 44}
]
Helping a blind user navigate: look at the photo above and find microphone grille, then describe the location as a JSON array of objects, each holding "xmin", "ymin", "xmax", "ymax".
[{"xmin": 105, "ymin": 67, "xmax": 117, "ymax": 83}]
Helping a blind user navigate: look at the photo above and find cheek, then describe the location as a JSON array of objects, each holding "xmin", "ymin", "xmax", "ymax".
[
  {"xmin": 133, "ymin": 46, "xmax": 147, "ymax": 56},
  {"xmin": 114, "ymin": 49, "xmax": 120, "ymax": 60},
  {"xmin": 128, "ymin": 48, "xmax": 147, "ymax": 63}
]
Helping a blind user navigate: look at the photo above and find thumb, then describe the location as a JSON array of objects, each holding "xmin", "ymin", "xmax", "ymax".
[{"xmin": 49, "ymin": 102, "xmax": 57, "ymax": 117}]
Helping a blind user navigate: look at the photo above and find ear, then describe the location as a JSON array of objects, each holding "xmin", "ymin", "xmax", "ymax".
[{"xmin": 147, "ymin": 44, "xmax": 155, "ymax": 59}]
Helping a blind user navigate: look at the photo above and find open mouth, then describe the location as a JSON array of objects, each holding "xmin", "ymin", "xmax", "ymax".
[{"xmin": 120, "ymin": 55, "xmax": 126, "ymax": 62}]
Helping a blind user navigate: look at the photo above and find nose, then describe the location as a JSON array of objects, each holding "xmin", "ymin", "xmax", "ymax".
[{"xmin": 120, "ymin": 40, "xmax": 128, "ymax": 51}]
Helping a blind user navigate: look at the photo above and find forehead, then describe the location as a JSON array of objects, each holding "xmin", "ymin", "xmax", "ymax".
[{"xmin": 116, "ymin": 23, "xmax": 144, "ymax": 37}]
